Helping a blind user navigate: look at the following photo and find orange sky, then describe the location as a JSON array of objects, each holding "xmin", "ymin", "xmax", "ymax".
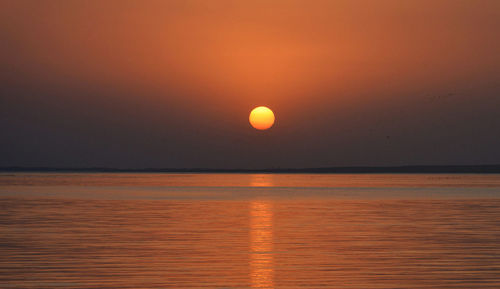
[{"xmin": 1, "ymin": 0, "xmax": 499, "ymax": 168}]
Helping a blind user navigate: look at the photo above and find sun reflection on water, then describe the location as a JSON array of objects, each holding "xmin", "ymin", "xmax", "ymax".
[
  {"xmin": 250, "ymin": 174, "xmax": 274, "ymax": 187},
  {"xmin": 250, "ymin": 200, "xmax": 274, "ymax": 288}
]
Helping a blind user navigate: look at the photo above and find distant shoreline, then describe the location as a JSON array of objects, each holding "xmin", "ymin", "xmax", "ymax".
[{"xmin": 1, "ymin": 165, "xmax": 500, "ymax": 174}]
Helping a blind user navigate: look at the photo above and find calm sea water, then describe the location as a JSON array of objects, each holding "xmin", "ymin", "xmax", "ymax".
[{"xmin": 1, "ymin": 173, "xmax": 500, "ymax": 288}]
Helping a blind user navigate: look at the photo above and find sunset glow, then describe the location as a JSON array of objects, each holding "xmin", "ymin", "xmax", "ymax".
[
  {"xmin": 1, "ymin": 0, "xmax": 499, "ymax": 168},
  {"xmin": 1, "ymin": 1, "xmax": 499, "ymax": 288}
]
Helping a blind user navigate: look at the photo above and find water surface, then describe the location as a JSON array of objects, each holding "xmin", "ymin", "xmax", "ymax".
[{"xmin": 1, "ymin": 173, "xmax": 499, "ymax": 288}]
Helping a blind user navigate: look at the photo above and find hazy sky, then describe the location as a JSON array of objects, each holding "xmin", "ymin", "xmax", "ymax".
[{"xmin": 1, "ymin": 0, "xmax": 499, "ymax": 169}]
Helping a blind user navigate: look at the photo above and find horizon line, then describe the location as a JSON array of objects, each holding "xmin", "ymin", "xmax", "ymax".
[{"xmin": 1, "ymin": 164, "xmax": 500, "ymax": 173}]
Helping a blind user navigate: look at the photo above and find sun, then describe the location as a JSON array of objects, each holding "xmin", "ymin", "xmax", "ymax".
[{"xmin": 249, "ymin": 106, "xmax": 275, "ymax": 130}]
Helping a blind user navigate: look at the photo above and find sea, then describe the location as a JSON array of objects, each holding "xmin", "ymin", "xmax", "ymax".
[{"xmin": 1, "ymin": 173, "xmax": 499, "ymax": 288}]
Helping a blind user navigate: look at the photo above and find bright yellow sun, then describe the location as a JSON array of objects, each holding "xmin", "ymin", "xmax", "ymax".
[{"xmin": 249, "ymin": 106, "xmax": 275, "ymax": 130}]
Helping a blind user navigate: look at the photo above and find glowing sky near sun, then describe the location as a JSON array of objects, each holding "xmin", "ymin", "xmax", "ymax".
[{"xmin": 0, "ymin": 0, "xmax": 499, "ymax": 168}]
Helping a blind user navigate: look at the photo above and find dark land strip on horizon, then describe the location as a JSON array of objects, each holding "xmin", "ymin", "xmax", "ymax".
[{"xmin": 1, "ymin": 165, "xmax": 500, "ymax": 173}]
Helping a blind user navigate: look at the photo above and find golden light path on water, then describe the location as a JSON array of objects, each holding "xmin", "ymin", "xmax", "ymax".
[
  {"xmin": 250, "ymin": 174, "xmax": 274, "ymax": 288},
  {"xmin": 250, "ymin": 201, "xmax": 274, "ymax": 288}
]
